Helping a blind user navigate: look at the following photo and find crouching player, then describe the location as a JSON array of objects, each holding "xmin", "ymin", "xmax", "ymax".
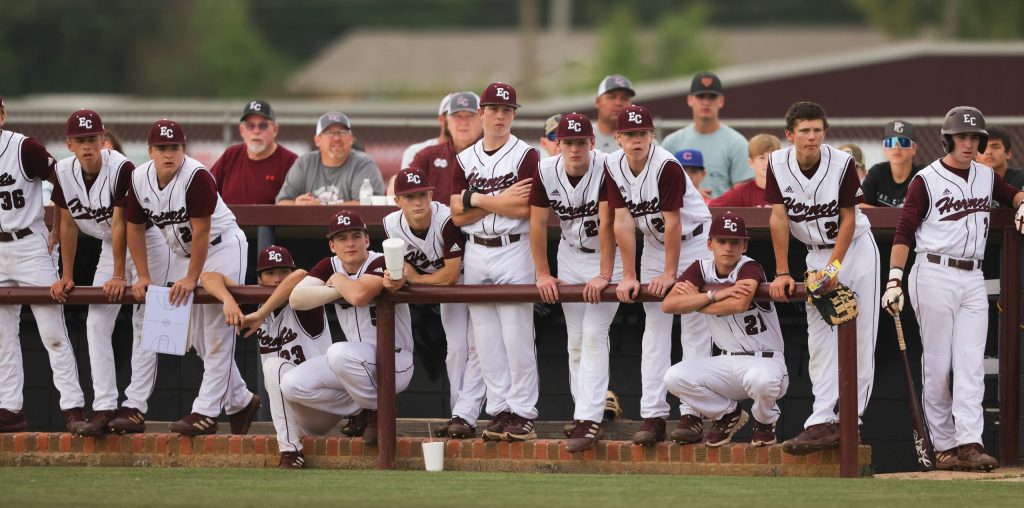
[{"xmin": 662, "ymin": 212, "xmax": 788, "ymax": 447}]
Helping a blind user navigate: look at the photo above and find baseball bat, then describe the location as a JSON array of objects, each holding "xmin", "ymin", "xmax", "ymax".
[{"xmin": 893, "ymin": 313, "xmax": 936, "ymax": 471}]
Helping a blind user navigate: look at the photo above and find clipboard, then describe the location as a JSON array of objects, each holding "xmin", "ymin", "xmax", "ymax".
[{"xmin": 140, "ymin": 285, "xmax": 193, "ymax": 356}]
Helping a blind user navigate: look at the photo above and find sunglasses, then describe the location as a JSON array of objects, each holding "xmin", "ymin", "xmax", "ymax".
[
  {"xmin": 243, "ymin": 121, "xmax": 271, "ymax": 131},
  {"xmin": 545, "ymin": 131, "xmax": 557, "ymax": 142},
  {"xmin": 883, "ymin": 136, "xmax": 913, "ymax": 149}
]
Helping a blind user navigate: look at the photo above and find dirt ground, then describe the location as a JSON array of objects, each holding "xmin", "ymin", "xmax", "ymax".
[{"xmin": 875, "ymin": 467, "xmax": 1024, "ymax": 481}]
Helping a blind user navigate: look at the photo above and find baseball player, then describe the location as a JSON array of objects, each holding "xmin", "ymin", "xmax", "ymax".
[
  {"xmin": 882, "ymin": 106, "xmax": 1024, "ymax": 471},
  {"xmin": 765, "ymin": 101, "xmax": 880, "ymax": 455},
  {"xmin": 450, "ymin": 82, "xmax": 541, "ymax": 441},
  {"xmin": 288, "ymin": 210, "xmax": 416, "ymax": 447},
  {"xmin": 383, "ymin": 167, "xmax": 484, "ymax": 438},
  {"xmin": 0, "ymin": 96, "xmax": 87, "ymax": 433},
  {"xmin": 663, "ymin": 211, "xmax": 788, "ymax": 447},
  {"xmin": 49, "ymin": 109, "xmax": 171, "ymax": 436},
  {"xmin": 528, "ymin": 112, "xmax": 621, "ymax": 452},
  {"xmin": 605, "ymin": 105, "xmax": 713, "ymax": 446},
  {"xmin": 201, "ymin": 245, "xmax": 331, "ymax": 469},
  {"xmin": 124, "ymin": 119, "xmax": 260, "ymax": 436}
]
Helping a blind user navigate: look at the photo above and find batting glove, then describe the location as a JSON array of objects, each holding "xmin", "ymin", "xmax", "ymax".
[
  {"xmin": 881, "ymin": 267, "xmax": 904, "ymax": 316},
  {"xmin": 1015, "ymin": 203, "xmax": 1024, "ymax": 234}
]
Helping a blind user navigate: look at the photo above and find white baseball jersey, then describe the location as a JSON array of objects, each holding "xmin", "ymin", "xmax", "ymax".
[
  {"xmin": 769, "ymin": 145, "xmax": 871, "ymax": 245},
  {"xmin": 692, "ymin": 257, "xmax": 784, "ymax": 354},
  {"xmin": 53, "ymin": 149, "xmax": 131, "ymax": 241},
  {"xmin": 128, "ymin": 156, "xmax": 239, "ymax": 257},
  {"xmin": 254, "ymin": 305, "xmax": 330, "ymax": 366},
  {"xmin": 0, "ymin": 130, "xmax": 46, "ymax": 232},
  {"xmin": 455, "ymin": 135, "xmax": 536, "ymax": 237},
  {"xmin": 383, "ymin": 202, "xmax": 462, "ymax": 274},
  {"xmin": 536, "ymin": 150, "xmax": 608, "ymax": 251},
  {"xmin": 912, "ymin": 160, "xmax": 994, "ymax": 260},
  {"xmin": 605, "ymin": 144, "xmax": 711, "ymax": 244}
]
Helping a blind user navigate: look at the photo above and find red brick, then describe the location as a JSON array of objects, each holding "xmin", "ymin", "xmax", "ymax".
[
  {"xmin": 732, "ymin": 446, "xmax": 745, "ymax": 464},
  {"xmin": 179, "ymin": 436, "xmax": 192, "ymax": 455},
  {"xmin": 104, "ymin": 436, "xmax": 119, "ymax": 454},
  {"xmin": 338, "ymin": 438, "xmax": 350, "ymax": 456},
  {"xmin": 483, "ymin": 441, "xmax": 498, "ymax": 459},
  {"xmin": 630, "ymin": 444, "xmax": 644, "ymax": 462},
  {"xmin": 59, "ymin": 433, "xmax": 72, "ymax": 453},
  {"xmin": 607, "ymin": 442, "xmax": 620, "ymax": 462},
  {"xmin": 510, "ymin": 441, "xmax": 523, "ymax": 460},
  {"xmin": 13, "ymin": 433, "xmax": 26, "ymax": 453},
  {"xmin": 351, "ymin": 439, "xmax": 363, "ymax": 457},
  {"xmin": 84, "ymin": 437, "xmax": 98, "ymax": 454},
  {"xmin": 707, "ymin": 446, "xmax": 720, "ymax": 463},
  {"xmin": 131, "ymin": 435, "xmax": 143, "ymax": 454},
  {"xmin": 497, "ymin": 441, "xmax": 511, "ymax": 459},
  {"xmin": 36, "ymin": 434, "xmax": 48, "ymax": 453},
  {"xmin": 445, "ymin": 440, "xmax": 460, "ymax": 458},
  {"xmin": 757, "ymin": 446, "xmax": 769, "ymax": 464},
  {"xmin": 522, "ymin": 441, "xmax": 534, "ymax": 460},
  {"xmin": 254, "ymin": 436, "xmax": 266, "ymax": 454},
  {"xmin": 806, "ymin": 452, "xmax": 820, "ymax": 465},
  {"xmin": 0, "ymin": 434, "xmax": 13, "ymax": 452},
  {"xmin": 325, "ymin": 437, "xmax": 339, "ymax": 457},
  {"xmin": 362, "ymin": 439, "xmax": 376, "ymax": 457},
  {"xmin": 460, "ymin": 440, "xmax": 474, "ymax": 459},
  {"xmin": 397, "ymin": 438, "xmax": 412, "ymax": 458},
  {"xmin": 782, "ymin": 451, "xmax": 796, "ymax": 464},
  {"xmin": 534, "ymin": 441, "xmax": 547, "ymax": 460},
  {"xmin": 156, "ymin": 434, "xmax": 168, "ymax": 454},
  {"xmin": 679, "ymin": 444, "xmax": 694, "ymax": 463},
  {"xmin": 302, "ymin": 437, "xmax": 316, "ymax": 453},
  {"xmin": 656, "ymin": 444, "xmax": 669, "ymax": 462},
  {"xmin": 559, "ymin": 443, "xmax": 571, "ymax": 461},
  {"xmin": 23, "ymin": 434, "xmax": 37, "ymax": 453},
  {"xmin": 470, "ymin": 440, "xmax": 482, "ymax": 459},
  {"xmin": 549, "ymin": 442, "xmax": 561, "ymax": 461},
  {"xmin": 582, "ymin": 446, "xmax": 596, "ymax": 461},
  {"xmin": 821, "ymin": 449, "xmax": 836, "ymax": 464},
  {"xmin": 229, "ymin": 436, "xmax": 242, "ymax": 455}
]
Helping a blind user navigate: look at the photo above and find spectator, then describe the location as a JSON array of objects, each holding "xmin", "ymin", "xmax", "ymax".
[
  {"xmin": 401, "ymin": 94, "xmax": 451, "ymax": 168},
  {"xmin": 592, "ymin": 75, "xmax": 634, "ymax": 153},
  {"xmin": 709, "ymin": 133, "xmax": 780, "ymax": 208},
  {"xmin": 661, "ymin": 71, "xmax": 750, "ymax": 198},
  {"xmin": 102, "ymin": 130, "xmax": 124, "ymax": 154},
  {"xmin": 860, "ymin": 121, "xmax": 924, "ymax": 208},
  {"xmin": 409, "ymin": 91, "xmax": 482, "ymax": 204},
  {"xmin": 674, "ymin": 149, "xmax": 710, "ymax": 203},
  {"xmin": 836, "ymin": 143, "xmax": 867, "ymax": 182},
  {"xmin": 211, "ymin": 99, "xmax": 297, "ymax": 205},
  {"xmin": 539, "ymin": 114, "xmax": 561, "ymax": 157},
  {"xmin": 276, "ymin": 112, "xmax": 385, "ymax": 205},
  {"xmin": 977, "ymin": 126, "xmax": 1024, "ymax": 194}
]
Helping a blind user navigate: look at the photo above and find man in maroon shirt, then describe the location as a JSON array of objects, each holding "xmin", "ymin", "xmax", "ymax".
[
  {"xmin": 409, "ymin": 91, "xmax": 482, "ymax": 203},
  {"xmin": 211, "ymin": 100, "xmax": 297, "ymax": 205}
]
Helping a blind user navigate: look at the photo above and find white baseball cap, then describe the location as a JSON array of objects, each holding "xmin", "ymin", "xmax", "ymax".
[{"xmin": 438, "ymin": 94, "xmax": 452, "ymax": 116}]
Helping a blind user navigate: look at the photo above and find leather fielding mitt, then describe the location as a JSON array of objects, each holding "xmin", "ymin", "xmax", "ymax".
[
  {"xmin": 604, "ymin": 391, "xmax": 623, "ymax": 421},
  {"xmin": 805, "ymin": 271, "xmax": 859, "ymax": 326}
]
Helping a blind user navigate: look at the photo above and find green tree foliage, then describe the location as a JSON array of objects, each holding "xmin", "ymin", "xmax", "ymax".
[
  {"xmin": 851, "ymin": 0, "xmax": 1024, "ymax": 39},
  {"xmin": 851, "ymin": 0, "xmax": 923, "ymax": 39},
  {"xmin": 653, "ymin": 3, "xmax": 714, "ymax": 78},
  {"xmin": 594, "ymin": 4, "xmax": 641, "ymax": 81}
]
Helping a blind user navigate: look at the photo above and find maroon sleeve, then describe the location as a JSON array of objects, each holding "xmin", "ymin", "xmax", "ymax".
[
  {"xmin": 307, "ymin": 257, "xmax": 336, "ymax": 282},
  {"xmin": 736, "ymin": 260, "xmax": 768, "ymax": 283},
  {"xmin": 893, "ymin": 177, "xmax": 928, "ymax": 247},
  {"xmin": 677, "ymin": 261, "xmax": 704, "ymax": 285},
  {"xmin": 658, "ymin": 161, "xmax": 684, "ymax": 211},
  {"xmin": 764, "ymin": 160, "xmax": 783, "ymax": 204},
  {"xmin": 993, "ymin": 172, "xmax": 1021, "ymax": 207},
  {"xmin": 451, "ymin": 158, "xmax": 469, "ymax": 195},
  {"xmin": 838, "ymin": 159, "xmax": 864, "ymax": 207},
  {"xmin": 441, "ymin": 219, "xmax": 466, "ymax": 259},
  {"xmin": 185, "ymin": 170, "xmax": 218, "ymax": 218},
  {"xmin": 21, "ymin": 138, "xmax": 56, "ymax": 180},
  {"xmin": 410, "ymin": 145, "xmax": 431, "ymax": 171},
  {"xmin": 605, "ymin": 166, "xmax": 625, "ymax": 209},
  {"xmin": 112, "ymin": 160, "xmax": 135, "ymax": 206},
  {"xmin": 51, "ymin": 177, "xmax": 68, "ymax": 209},
  {"xmin": 124, "ymin": 185, "xmax": 148, "ymax": 224},
  {"xmin": 209, "ymin": 154, "xmax": 226, "ymax": 191},
  {"xmin": 528, "ymin": 174, "xmax": 549, "ymax": 208},
  {"xmin": 295, "ymin": 308, "xmax": 326, "ymax": 337},
  {"xmin": 518, "ymin": 148, "xmax": 540, "ymax": 181},
  {"xmin": 364, "ymin": 256, "xmax": 386, "ymax": 278}
]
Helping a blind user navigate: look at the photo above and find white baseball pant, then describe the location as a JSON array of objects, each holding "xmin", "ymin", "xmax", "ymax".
[
  {"xmin": 463, "ymin": 239, "xmax": 539, "ymax": 419},
  {"xmin": 803, "ymin": 233, "xmax": 880, "ymax": 428},
  {"xmin": 665, "ymin": 355, "xmax": 789, "ymax": 423},
  {"xmin": 638, "ymin": 231, "xmax": 713, "ymax": 419},
  {"xmin": 266, "ymin": 356, "xmax": 344, "ymax": 453},
  {"xmin": 440, "ymin": 301, "xmax": 486, "ymax": 426},
  {"xmin": 909, "ymin": 259, "xmax": 987, "ymax": 451},
  {"xmin": 0, "ymin": 225, "xmax": 84, "ymax": 411}
]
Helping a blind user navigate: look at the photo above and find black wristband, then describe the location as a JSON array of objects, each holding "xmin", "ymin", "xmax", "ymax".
[
  {"xmin": 462, "ymin": 190, "xmax": 475, "ymax": 210},
  {"xmin": 776, "ymin": 272, "xmax": 790, "ymax": 278}
]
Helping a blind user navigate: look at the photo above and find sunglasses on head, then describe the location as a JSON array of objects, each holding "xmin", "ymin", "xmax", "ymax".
[
  {"xmin": 243, "ymin": 121, "xmax": 271, "ymax": 131},
  {"xmin": 883, "ymin": 136, "xmax": 913, "ymax": 149},
  {"xmin": 546, "ymin": 131, "xmax": 557, "ymax": 142}
]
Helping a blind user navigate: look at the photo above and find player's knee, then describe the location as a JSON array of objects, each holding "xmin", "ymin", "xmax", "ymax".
[
  {"xmin": 664, "ymin": 365, "xmax": 695, "ymax": 394},
  {"xmin": 262, "ymin": 357, "xmax": 290, "ymax": 389},
  {"xmin": 743, "ymin": 371, "xmax": 782, "ymax": 399},
  {"xmin": 279, "ymin": 370, "xmax": 306, "ymax": 403}
]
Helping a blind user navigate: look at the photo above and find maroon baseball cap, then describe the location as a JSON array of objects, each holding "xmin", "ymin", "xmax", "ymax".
[
  {"xmin": 66, "ymin": 109, "xmax": 105, "ymax": 138},
  {"xmin": 708, "ymin": 211, "xmax": 749, "ymax": 239},
  {"xmin": 393, "ymin": 167, "xmax": 434, "ymax": 196},
  {"xmin": 326, "ymin": 210, "xmax": 367, "ymax": 238},
  {"xmin": 479, "ymin": 82, "xmax": 520, "ymax": 109},
  {"xmin": 615, "ymin": 105, "xmax": 655, "ymax": 132},
  {"xmin": 148, "ymin": 119, "xmax": 187, "ymax": 146},
  {"xmin": 256, "ymin": 245, "xmax": 296, "ymax": 272},
  {"xmin": 556, "ymin": 112, "xmax": 594, "ymax": 140}
]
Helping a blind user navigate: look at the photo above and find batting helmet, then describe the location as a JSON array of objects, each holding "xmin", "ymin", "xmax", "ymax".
[{"xmin": 940, "ymin": 106, "xmax": 987, "ymax": 154}]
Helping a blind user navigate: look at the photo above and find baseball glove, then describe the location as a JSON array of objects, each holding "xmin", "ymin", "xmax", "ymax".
[
  {"xmin": 604, "ymin": 391, "xmax": 623, "ymax": 421},
  {"xmin": 805, "ymin": 271, "xmax": 859, "ymax": 326}
]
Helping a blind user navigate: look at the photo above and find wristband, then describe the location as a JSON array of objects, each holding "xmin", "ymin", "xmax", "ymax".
[
  {"xmin": 776, "ymin": 272, "xmax": 790, "ymax": 278},
  {"xmin": 598, "ymin": 274, "xmax": 612, "ymax": 283},
  {"xmin": 888, "ymin": 267, "xmax": 904, "ymax": 281},
  {"xmin": 111, "ymin": 276, "xmax": 126, "ymax": 281},
  {"xmin": 462, "ymin": 190, "xmax": 476, "ymax": 210},
  {"xmin": 706, "ymin": 290, "xmax": 716, "ymax": 303}
]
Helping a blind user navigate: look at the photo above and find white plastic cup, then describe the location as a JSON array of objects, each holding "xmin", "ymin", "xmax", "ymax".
[
  {"xmin": 381, "ymin": 238, "xmax": 406, "ymax": 280},
  {"xmin": 422, "ymin": 441, "xmax": 445, "ymax": 472}
]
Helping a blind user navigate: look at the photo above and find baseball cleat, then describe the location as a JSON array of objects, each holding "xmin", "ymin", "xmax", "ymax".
[
  {"xmin": 669, "ymin": 414, "xmax": 703, "ymax": 445},
  {"xmin": 934, "ymin": 448, "xmax": 959, "ymax": 471},
  {"xmin": 108, "ymin": 407, "xmax": 146, "ymax": 434},
  {"xmin": 63, "ymin": 407, "xmax": 88, "ymax": 434},
  {"xmin": 562, "ymin": 420, "xmax": 578, "ymax": 439},
  {"xmin": 503, "ymin": 414, "xmax": 537, "ymax": 441},
  {"xmin": 482, "ymin": 411, "xmax": 512, "ymax": 441},
  {"xmin": 749, "ymin": 420, "xmax": 777, "ymax": 447},
  {"xmin": 781, "ymin": 423, "xmax": 839, "ymax": 455},
  {"xmin": 0, "ymin": 409, "xmax": 28, "ymax": 433},
  {"xmin": 632, "ymin": 417, "xmax": 666, "ymax": 446},
  {"xmin": 446, "ymin": 416, "xmax": 476, "ymax": 439},
  {"xmin": 228, "ymin": 394, "xmax": 261, "ymax": 435},
  {"xmin": 77, "ymin": 410, "xmax": 117, "ymax": 437},
  {"xmin": 704, "ymin": 408, "xmax": 748, "ymax": 447},
  {"xmin": 433, "ymin": 419, "xmax": 451, "ymax": 438},
  {"xmin": 169, "ymin": 413, "xmax": 219, "ymax": 437},
  {"xmin": 957, "ymin": 443, "xmax": 997, "ymax": 472},
  {"xmin": 566, "ymin": 420, "xmax": 602, "ymax": 453},
  {"xmin": 279, "ymin": 451, "xmax": 306, "ymax": 470},
  {"xmin": 340, "ymin": 410, "xmax": 370, "ymax": 437}
]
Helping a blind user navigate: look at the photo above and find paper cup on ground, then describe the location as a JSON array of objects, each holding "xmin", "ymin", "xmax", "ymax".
[
  {"xmin": 422, "ymin": 441, "xmax": 445, "ymax": 471},
  {"xmin": 371, "ymin": 195, "xmax": 389, "ymax": 206},
  {"xmin": 381, "ymin": 238, "xmax": 406, "ymax": 280}
]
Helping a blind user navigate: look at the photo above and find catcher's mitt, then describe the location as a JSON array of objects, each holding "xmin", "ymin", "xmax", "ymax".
[
  {"xmin": 805, "ymin": 271, "xmax": 858, "ymax": 326},
  {"xmin": 604, "ymin": 391, "xmax": 623, "ymax": 421}
]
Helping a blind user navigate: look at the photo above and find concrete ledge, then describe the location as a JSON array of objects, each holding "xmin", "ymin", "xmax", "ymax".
[{"xmin": 0, "ymin": 433, "xmax": 872, "ymax": 477}]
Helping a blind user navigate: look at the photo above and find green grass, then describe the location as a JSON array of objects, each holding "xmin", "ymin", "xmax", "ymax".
[{"xmin": 1, "ymin": 467, "xmax": 1020, "ymax": 508}]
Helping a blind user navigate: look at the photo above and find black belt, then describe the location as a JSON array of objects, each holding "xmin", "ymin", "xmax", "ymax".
[
  {"xmin": 0, "ymin": 228, "xmax": 32, "ymax": 242},
  {"xmin": 682, "ymin": 223, "xmax": 704, "ymax": 241},
  {"xmin": 471, "ymin": 234, "xmax": 521, "ymax": 248},
  {"xmin": 926, "ymin": 253, "xmax": 981, "ymax": 271},
  {"xmin": 720, "ymin": 351, "xmax": 776, "ymax": 358},
  {"xmin": 185, "ymin": 235, "xmax": 223, "ymax": 258},
  {"xmin": 577, "ymin": 246, "xmax": 596, "ymax": 254},
  {"xmin": 807, "ymin": 243, "xmax": 835, "ymax": 251}
]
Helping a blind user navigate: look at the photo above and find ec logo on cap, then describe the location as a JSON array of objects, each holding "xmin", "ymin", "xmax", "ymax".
[
  {"xmin": 963, "ymin": 114, "xmax": 977, "ymax": 126},
  {"xmin": 406, "ymin": 173, "xmax": 421, "ymax": 184},
  {"xmin": 496, "ymin": 87, "xmax": 509, "ymax": 100},
  {"xmin": 249, "ymin": 101, "xmax": 262, "ymax": 111},
  {"xmin": 628, "ymin": 111, "xmax": 644, "ymax": 125},
  {"xmin": 723, "ymin": 219, "xmax": 737, "ymax": 232},
  {"xmin": 567, "ymin": 119, "xmax": 581, "ymax": 132},
  {"xmin": 160, "ymin": 126, "xmax": 175, "ymax": 139},
  {"xmin": 78, "ymin": 117, "xmax": 93, "ymax": 129},
  {"xmin": 267, "ymin": 251, "xmax": 283, "ymax": 262},
  {"xmin": 337, "ymin": 215, "xmax": 351, "ymax": 226}
]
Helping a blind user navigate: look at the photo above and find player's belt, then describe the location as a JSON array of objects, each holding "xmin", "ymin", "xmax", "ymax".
[
  {"xmin": 806, "ymin": 242, "xmax": 835, "ymax": 251},
  {"xmin": 925, "ymin": 253, "xmax": 981, "ymax": 271},
  {"xmin": 577, "ymin": 246, "xmax": 596, "ymax": 254},
  {"xmin": 0, "ymin": 228, "xmax": 33, "ymax": 242},
  {"xmin": 184, "ymin": 235, "xmax": 223, "ymax": 258},
  {"xmin": 720, "ymin": 350, "xmax": 776, "ymax": 358},
  {"xmin": 681, "ymin": 223, "xmax": 704, "ymax": 241},
  {"xmin": 470, "ymin": 234, "xmax": 521, "ymax": 248}
]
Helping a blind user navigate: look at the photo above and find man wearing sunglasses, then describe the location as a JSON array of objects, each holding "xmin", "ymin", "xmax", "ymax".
[
  {"xmin": 211, "ymin": 100, "xmax": 297, "ymax": 206},
  {"xmin": 861, "ymin": 120, "xmax": 924, "ymax": 208},
  {"xmin": 539, "ymin": 114, "xmax": 562, "ymax": 157}
]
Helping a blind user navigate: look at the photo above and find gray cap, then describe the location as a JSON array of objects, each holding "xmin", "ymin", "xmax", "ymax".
[
  {"xmin": 437, "ymin": 94, "xmax": 452, "ymax": 116},
  {"xmin": 447, "ymin": 91, "xmax": 480, "ymax": 114},
  {"xmin": 883, "ymin": 120, "xmax": 916, "ymax": 142},
  {"xmin": 316, "ymin": 112, "xmax": 351, "ymax": 135},
  {"xmin": 597, "ymin": 75, "xmax": 635, "ymax": 97}
]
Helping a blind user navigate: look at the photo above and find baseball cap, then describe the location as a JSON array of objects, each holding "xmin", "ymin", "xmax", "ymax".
[
  {"xmin": 883, "ymin": 120, "xmax": 916, "ymax": 142},
  {"xmin": 256, "ymin": 245, "xmax": 296, "ymax": 273},
  {"xmin": 240, "ymin": 99, "xmax": 275, "ymax": 122},
  {"xmin": 597, "ymin": 75, "xmax": 636, "ymax": 97},
  {"xmin": 66, "ymin": 109, "xmax": 105, "ymax": 138},
  {"xmin": 544, "ymin": 114, "xmax": 562, "ymax": 138},
  {"xmin": 316, "ymin": 112, "xmax": 352, "ymax": 135},
  {"xmin": 326, "ymin": 210, "xmax": 367, "ymax": 238},
  {"xmin": 836, "ymin": 143, "xmax": 865, "ymax": 169},
  {"xmin": 479, "ymin": 82, "xmax": 520, "ymax": 109},
  {"xmin": 674, "ymin": 149, "xmax": 704, "ymax": 169},
  {"xmin": 556, "ymin": 112, "xmax": 594, "ymax": 140},
  {"xmin": 708, "ymin": 211, "xmax": 749, "ymax": 239},
  {"xmin": 437, "ymin": 94, "xmax": 452, "ymax": 116},
  {"xmin": 690, "ymin": 71, "xmax": 723, "ymax": 96},
  {"xmin": 615, "ymin": 105, "xmax": 655, "ymax": 132},
  {"xmin": 148, "ymin": 119, "xmax": 187, "ymax": 146},
  {"xmin": 447, "ymin": 92, "xmax": 480, "ymax": 115},
  {"xmin": 394, "ymin": 167, "xmax": 434, "ymax": 196}
]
